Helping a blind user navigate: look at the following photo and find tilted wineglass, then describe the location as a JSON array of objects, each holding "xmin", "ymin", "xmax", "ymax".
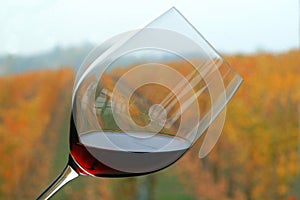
[{"xmin": 37, "ymin": 7, "xmax": 242, "ymax": 199}]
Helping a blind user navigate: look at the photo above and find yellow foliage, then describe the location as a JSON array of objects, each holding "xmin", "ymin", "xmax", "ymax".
[{"xmin": 177, "ymin": 50, "xmax": 300, "ymax": 200}]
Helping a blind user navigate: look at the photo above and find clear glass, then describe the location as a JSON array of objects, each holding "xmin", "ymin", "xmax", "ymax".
[{"xmin": 37, "ymin": 7, "xmax": 242, "ymax": 199}]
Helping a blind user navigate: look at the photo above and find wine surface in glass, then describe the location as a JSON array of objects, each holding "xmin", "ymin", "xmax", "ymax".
[{"xmin": 69, "ymin": 117, "xmax": 191, "ymax": 177}]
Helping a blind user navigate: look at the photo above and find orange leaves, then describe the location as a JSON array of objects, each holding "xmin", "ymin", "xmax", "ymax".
[
  {"xmin": 175, "ymin": 50, "xmax": 300, "ymax": 200},
  {"xmin": 0, "ymin": 68, "xmax": 74, "ymax": 198},
  {"xmin": 221, "ymin": 50, "xmax": 300, "ymax": 199},
  {"xmin": 0, "ymin": 49, "xmax": 298, "ymax": 199}
]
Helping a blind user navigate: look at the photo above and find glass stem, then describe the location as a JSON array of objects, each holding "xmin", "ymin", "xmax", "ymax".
[{"xmin": 36, "ymin": 164, "xmax": 79, "ymax": 200}]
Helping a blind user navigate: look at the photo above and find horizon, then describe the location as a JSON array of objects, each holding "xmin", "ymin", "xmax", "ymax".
[
  {"xmin": 0, "ymin": 43, "xmax": 297, "ymax": 76},
  {"xmin": 0, "ymin": 42, "xmax": 297, "ymax": 58}
]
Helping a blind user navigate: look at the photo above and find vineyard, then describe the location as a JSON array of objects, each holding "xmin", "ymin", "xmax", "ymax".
[{"xmin": 0, "ymin": 50, "xmax": 299, "ymax": 199}]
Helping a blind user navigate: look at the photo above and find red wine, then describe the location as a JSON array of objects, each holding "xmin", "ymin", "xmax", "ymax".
[{"xmin": 69, "ymin": 116, "xmax": 190, "ymax": 177}]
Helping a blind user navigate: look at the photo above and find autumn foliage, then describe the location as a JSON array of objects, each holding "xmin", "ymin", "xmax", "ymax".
[
  {"xmin": 0, "ymin": 68, "xmax": 74, "ymax": 198},
  {"xmin": 176, "ymin": 50, "xmax": 300, "ymax": 200},
  {"xmin": 0, "ymin": 50, "xmax": 299, "ymax": 199}
]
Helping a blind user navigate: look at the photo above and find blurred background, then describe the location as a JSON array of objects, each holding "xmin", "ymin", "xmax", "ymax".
[{"xmin": 0, "ymin": 0, "xmax": 299, "ymax": 199}]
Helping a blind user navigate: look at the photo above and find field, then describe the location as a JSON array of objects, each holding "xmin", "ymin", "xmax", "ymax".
[{"xmin": 0, "ymin": 50, "xmax": 299, "ymax": 199}]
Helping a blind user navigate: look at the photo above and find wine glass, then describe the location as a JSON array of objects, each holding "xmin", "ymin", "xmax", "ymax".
[{"xmin": 37, "ymin": 7, "xmax": 242, "ymax": 199}]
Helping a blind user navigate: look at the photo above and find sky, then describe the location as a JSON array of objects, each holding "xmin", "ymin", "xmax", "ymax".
[{"xmin": 0, "ymin": 0, "xmax": 299, "ymax": 55}]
